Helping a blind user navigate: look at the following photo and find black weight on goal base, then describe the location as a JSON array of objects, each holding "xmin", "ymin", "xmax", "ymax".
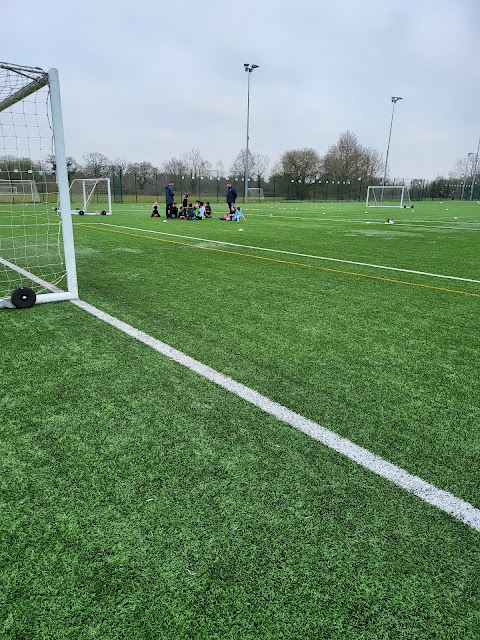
[{"xmin": 10, "ymin": 286, "xmax": 37, "ymax": 309}]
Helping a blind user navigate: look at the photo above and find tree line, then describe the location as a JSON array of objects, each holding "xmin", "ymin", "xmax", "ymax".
[{"xmin": 1, "ymin": 130, "xmax": 478, "ymax": 201}]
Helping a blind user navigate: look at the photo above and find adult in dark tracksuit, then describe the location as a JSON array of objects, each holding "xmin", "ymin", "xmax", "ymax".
[
  {"xmin": 165, "ymin": 181, "xmax": 175, "ymax": 218},
  {"xmin": 226, "ymin": 182, "xmax": 237, "ymax": 215}
]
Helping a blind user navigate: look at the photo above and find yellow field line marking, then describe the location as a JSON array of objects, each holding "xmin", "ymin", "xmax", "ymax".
[{"xmin": 80, "ymin": 224, "xmax": 480, "ymax": 298}]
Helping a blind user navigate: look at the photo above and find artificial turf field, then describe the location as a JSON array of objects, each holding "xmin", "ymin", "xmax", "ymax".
[{"xmin": 1, "ymin": 199, "xmax": 479, "ymax": 639}]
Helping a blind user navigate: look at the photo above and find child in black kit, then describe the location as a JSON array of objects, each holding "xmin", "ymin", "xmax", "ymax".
[{"xmin": 181, "ymin": 193, "xmax": 188, "ymax": 217}]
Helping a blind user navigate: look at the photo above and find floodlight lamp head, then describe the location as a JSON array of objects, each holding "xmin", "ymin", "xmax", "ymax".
[
  {"xmin": 391, "ymin": 96, "xmax": 402, "ymax": 103},
  {"xmin": 252, "ymin": 64, "xmax": 259, "ymax": 69}
]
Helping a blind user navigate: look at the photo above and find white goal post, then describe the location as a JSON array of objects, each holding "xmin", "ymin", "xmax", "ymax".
[
  {"xmin": 69, "ymin": 178, "xmax": 112, "ymax": 215},
  {"xmin": 0, "ymin": 62, "xmax": 78, "ymax": 309},
  {"xmin": 247, "ymin": 187, "xmax": 264, "ymax": 200},
  {"xmin": 366, "ymin": 185, "xmax": 413, "ymax": 208},
  {"xmin": 0, "ymin": 179, "xmax": 40, "ymax": 202}
]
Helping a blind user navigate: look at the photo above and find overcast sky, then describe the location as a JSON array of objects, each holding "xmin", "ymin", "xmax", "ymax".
[{"xmin": 3, "ymin": 0, "xmax": 479, "ymax": 180}]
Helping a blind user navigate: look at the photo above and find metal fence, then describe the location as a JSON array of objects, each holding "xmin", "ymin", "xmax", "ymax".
[{"xmin": 112, "ymin": 171, "xmax": 480, "ymax": 204}]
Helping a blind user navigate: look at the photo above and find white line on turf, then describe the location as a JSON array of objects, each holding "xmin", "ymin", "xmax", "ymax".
[
  {"xmin": 69, "ymin": 296, "xmax": 480, "ymax": 532},
  {"xmin": 6, "ymin": 260, "xmax": 480, "ymax": 531},
  {"xmin": 89, "ymin": 222, "xmax": 480, "ymax": 284},
  {"xmin": 248, "ymin": 213, "xmax": 480, "ymax": 231},
  {"xmin": 119, "ymin": 209, "xmax": 480, "ymax": 230}
]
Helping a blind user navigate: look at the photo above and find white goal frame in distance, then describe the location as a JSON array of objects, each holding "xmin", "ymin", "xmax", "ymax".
[
  {"xmin": 366, "ymin": 185, "xmax": 413, "ymax": 208},
  {"xmin": 0, "ymin": 179, "xmax": 40, "ymax": 202},
  {"xmin": 69, "ymin": 178, "xmax": 112, "ymax": 215},
  {"xmin": 0, "ymin": 63, "xmax": 78, "ymax": 309},
  {"xmin": 247, "ymin": 187, "xmax": 264, "ymax": 200}
]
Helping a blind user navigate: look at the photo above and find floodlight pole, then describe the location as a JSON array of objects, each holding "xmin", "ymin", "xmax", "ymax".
[
  {"xmin": 469, "ymin": 137, "xmax": 480, "ymax": 201},
  {"xmin": 461, "ymin": 152, "xmax": 474, "ymax": 200},
  {"xmin": 244, "ymin": 64, "xmax": 259, "ymax": 203},
  {"xmin": 382, "ymin": 97, "xmax": 402, "ymax": 200}
]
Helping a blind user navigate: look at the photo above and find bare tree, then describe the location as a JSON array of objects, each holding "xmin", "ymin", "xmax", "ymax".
[
  {"xmin": 128, "ymin": 161, "xmax": 155, "ymax": 191},
  {"xmin": 112, "ymin": 157, "xmax": 130, "ymax": 177},
  {"xmin": 230, "ymin": 148, "xmax": 254, "ymax": 178},
  {"xmin": 360, "ymin": 147, "xmax": 383, "ymax": 181},
  {"xmin": 183, "ymin": 148, "xmax": 211, "ymax": 178},
  {"xmin": 162, "ymin": 157, "xmax": 188, "ymax": 179},
  {"xmin": 231, "ymin": 149, "xmax": 270, "ymax": 187},
  {"xmin": 321, "ymin": 131, "xmax": 382, "ymax": 181},
  {"xmin": 43, "ymin": 153, "xmax": 79, "ymax": 180},
  {"xmin": 252, "ymin": 152, "xmax": 270, "ymax": 186},
  {"xmin": 183, "ymin": 148, "xmax": 212, "ymax": 196},
  {"xmin": 270, "ymin": 160, "xmax": 283, "ymax": 176},
  {"xmin": 449, "ymin": 154, "xmax": 478, "ymax": 181},
  {"xmin": 215, "ymin": 160, "xmax": 225, "ymax": 179},
  {"xmin": 279, "ymin": 148, "xmax": 321, "ymax": 199},
  {"xmin": 322, "ymin": 131, "xmax": 363, "ymax": 178},
  {"xmin": 83, "ymin": 152, "xmax": 110, "ymax": 178}
]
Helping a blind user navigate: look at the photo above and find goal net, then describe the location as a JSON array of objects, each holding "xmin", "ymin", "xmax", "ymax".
[
  {"xmin": 0, "ymin": 179, "xmax": 40, "ymax": 202},
  {"xmin": 366, "ymin": 185, "xmax": 413, "ymax": 208},
  {"xmin": 247, "ymin": 187, "xmax": 264, "ymax": 200},
  {"xmin": 0, "ymin": 62, "xmax": 78, "ymax": 309},
  {"xmin": 69, "ymin": 178, "xmax": 112, "ymax": 215}
]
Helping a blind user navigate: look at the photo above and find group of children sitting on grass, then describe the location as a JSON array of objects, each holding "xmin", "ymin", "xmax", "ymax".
[
  {"xmin": 151, "ymin": 196, "xmax": 246, "ymax": 222},
  {"xmin": 151, "ymin": 199, "xmax": 211, "ymax": 220}
]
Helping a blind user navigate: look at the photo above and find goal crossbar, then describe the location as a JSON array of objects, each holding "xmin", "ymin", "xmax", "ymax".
[{"xmin": 0, "ymin": 63, "xmax": 48, "ymax": 112}]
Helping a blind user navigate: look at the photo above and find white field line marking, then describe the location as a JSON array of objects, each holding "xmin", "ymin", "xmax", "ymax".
[
  {"xmin": 107, "ymin": 209, "xmax": 480, "ymax": 230},
  {"xmin": 248, "ymin": 213, "xmax": 480, "ymax": 231},
  {"xmin": 89, "ymin": 222, "xmax": 480, "ymax": 284},
  {"xmin": 70, "ymin": 297, "xmax": 480, "ymax": 532},
  {"xmin": 3, "ymin": 258, "xmax": 480, "ymax": 531}
]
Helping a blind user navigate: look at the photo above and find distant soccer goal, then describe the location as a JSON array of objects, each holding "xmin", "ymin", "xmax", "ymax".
[
  {"xmin": 0, "ymin": 179, "xmax": 40, "ymax": 203},
  {"xmin": 247, "ymin": 187, "xmax": 264, "ymax": 200},
  {"xmin": 0, "ymin": 62, "xmax": 78, "ymax": 309},
  {"xmin": 69, "ymin": 178, "xmax": 112, "ymax": 215},
  {"xmin": 366, "ymin": 185, "xmax": 413, "ymax": 208}
]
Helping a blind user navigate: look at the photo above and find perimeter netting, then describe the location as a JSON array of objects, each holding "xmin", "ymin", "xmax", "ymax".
[{"xmin": 0, "ymin": 63, "xmax": 75, "ymax": 304}]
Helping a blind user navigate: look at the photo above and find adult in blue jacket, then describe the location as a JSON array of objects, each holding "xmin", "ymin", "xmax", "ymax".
[
  {"xmin": 165, "ymin": 181, "xmax": 175, "ymax": 218},
  {"xmin": 226, "ymin": 182, "xmax": 237, "ymax": 214}
]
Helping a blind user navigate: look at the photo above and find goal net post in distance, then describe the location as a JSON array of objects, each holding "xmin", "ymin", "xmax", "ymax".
[
  {"xmin": 246, "ymin": 187, "xmax": 264, "ymax": 200},
  {"xmin": 0, "ymin": 62, "xmax": 78, "ymax": 309},
  {"xmin": 0, "ymin": 179, "xmax": 40, "ymax": 202},
  {"xmin": 69, "ymin": 178, "xmax": 112, "ymax": 215},
  {"xmin": 366, "ymin": 185, "xmax": 413, "ymax": 208}
]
